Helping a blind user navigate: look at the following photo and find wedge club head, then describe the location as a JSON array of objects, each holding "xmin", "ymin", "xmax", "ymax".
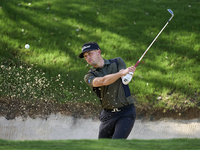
[{"xmin": 167, "ymin": 9, "xmax": 174, "ymax": 21}]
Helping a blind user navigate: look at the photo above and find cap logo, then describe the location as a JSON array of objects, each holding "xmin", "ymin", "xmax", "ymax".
[{"xmin": 82, "ymin": 45, "xmax": 91, "ymax": 51}]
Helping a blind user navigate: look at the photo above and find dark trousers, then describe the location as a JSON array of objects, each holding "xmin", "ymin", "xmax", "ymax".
[{"xmin": 98, "ymin": 104, "xmax": 136, "ymax": 139}]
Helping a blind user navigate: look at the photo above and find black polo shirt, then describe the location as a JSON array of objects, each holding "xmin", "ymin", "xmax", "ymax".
[{"xmin": 84, "ymin": 57, "xmax": 134, "ymax": 109}]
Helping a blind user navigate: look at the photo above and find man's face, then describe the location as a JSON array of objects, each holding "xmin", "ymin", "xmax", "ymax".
[{"xmin": 83, "ymin": 50, "xmax": 100, "ymax": 67}]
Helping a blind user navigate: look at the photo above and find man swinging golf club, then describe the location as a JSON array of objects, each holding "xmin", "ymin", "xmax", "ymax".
[
  {"xmin": 79, "ymin": 9, "xmax": 174, "ymax": 139},
  {"xmin": 79, "ymin": 42, "xmax": 136, "ymax": 139}
]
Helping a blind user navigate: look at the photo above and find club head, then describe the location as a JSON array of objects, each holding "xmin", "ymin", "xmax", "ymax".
[
  {"xmin": 167, "ymin": 9, "xmax": 174, "ymax": 21},
  {"xmin": 167, "ymin": 9, "xmax": 174, "ymax": 16}
]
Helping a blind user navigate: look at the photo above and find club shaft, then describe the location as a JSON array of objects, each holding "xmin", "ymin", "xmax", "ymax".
[{"xmin": 134, "ymin": 14, "xmax": 174, "ymax": 67}]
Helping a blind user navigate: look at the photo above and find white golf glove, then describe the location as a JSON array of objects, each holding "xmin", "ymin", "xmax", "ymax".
[{"xmin": 122, "ymin": 72, "xmax": 134, "ymax": 85}]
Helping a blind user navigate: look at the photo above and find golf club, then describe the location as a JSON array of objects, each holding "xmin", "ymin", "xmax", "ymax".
[{"xmin": 122, "ymin": 9, "xmax": 174, "ymax": 85}]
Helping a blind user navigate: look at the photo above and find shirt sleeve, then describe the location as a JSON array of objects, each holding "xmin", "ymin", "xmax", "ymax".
[{"xmin": 117, "ymin": 57, "xmax": 127, "ymax": 70}]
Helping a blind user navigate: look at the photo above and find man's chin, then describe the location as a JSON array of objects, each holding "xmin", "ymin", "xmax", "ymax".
[{"xmin": 90, "ymin": 62, "xmax": 97, "ymax": 67}]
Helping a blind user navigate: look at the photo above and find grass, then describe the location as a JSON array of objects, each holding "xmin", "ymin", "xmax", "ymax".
[
  {"xmin": 0, "ymin": 139, "xmax": 200, "ymax": 150},
  {"xmin": 0, "ymin": 0, "xmax": 200, "ymax": 109}
]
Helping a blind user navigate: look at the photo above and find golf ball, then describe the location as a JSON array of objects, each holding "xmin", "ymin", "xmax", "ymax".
[{"xmin": 25, "ymin": 44, "xmax": 30, "ymax": 49}]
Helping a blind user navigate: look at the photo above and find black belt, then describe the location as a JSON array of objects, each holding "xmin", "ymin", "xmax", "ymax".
[{"xmin": 104, "ymin": 104, "xmax": 134, "ymax": 113}]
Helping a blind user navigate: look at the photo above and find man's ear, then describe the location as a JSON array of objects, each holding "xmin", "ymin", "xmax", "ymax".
[{"xmin": 97, "ymin": 49, "xmax": 101, "ymax": 54}]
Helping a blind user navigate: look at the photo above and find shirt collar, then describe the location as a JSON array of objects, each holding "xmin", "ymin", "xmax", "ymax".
[{"xmin": 90, "ymin": 59, "xmax": 110, "ymax": 71}]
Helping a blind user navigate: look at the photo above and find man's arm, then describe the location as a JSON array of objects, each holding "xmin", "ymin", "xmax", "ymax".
[
  {"xmin": 92, "ymin": 66, "xmax": 136, "ymax": 87},
  {"xmin": 92, "ymin": 72, "xmax": 122, "ymax": 87}
]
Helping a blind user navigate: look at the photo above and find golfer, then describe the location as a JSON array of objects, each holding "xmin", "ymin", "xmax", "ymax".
[{"xmin": 79, "ymin": 42, "xmax": 136, "ymax": 139}]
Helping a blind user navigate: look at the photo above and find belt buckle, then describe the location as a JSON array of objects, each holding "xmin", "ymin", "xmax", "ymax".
[{"xmin": 111, "ymin": 108, "xmax": 121, "ymax": 113}]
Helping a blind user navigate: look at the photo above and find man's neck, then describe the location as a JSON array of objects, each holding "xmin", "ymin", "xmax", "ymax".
[{"xmin": 93, "ymin": 58, "xmax": 104, "ymax": 68}]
